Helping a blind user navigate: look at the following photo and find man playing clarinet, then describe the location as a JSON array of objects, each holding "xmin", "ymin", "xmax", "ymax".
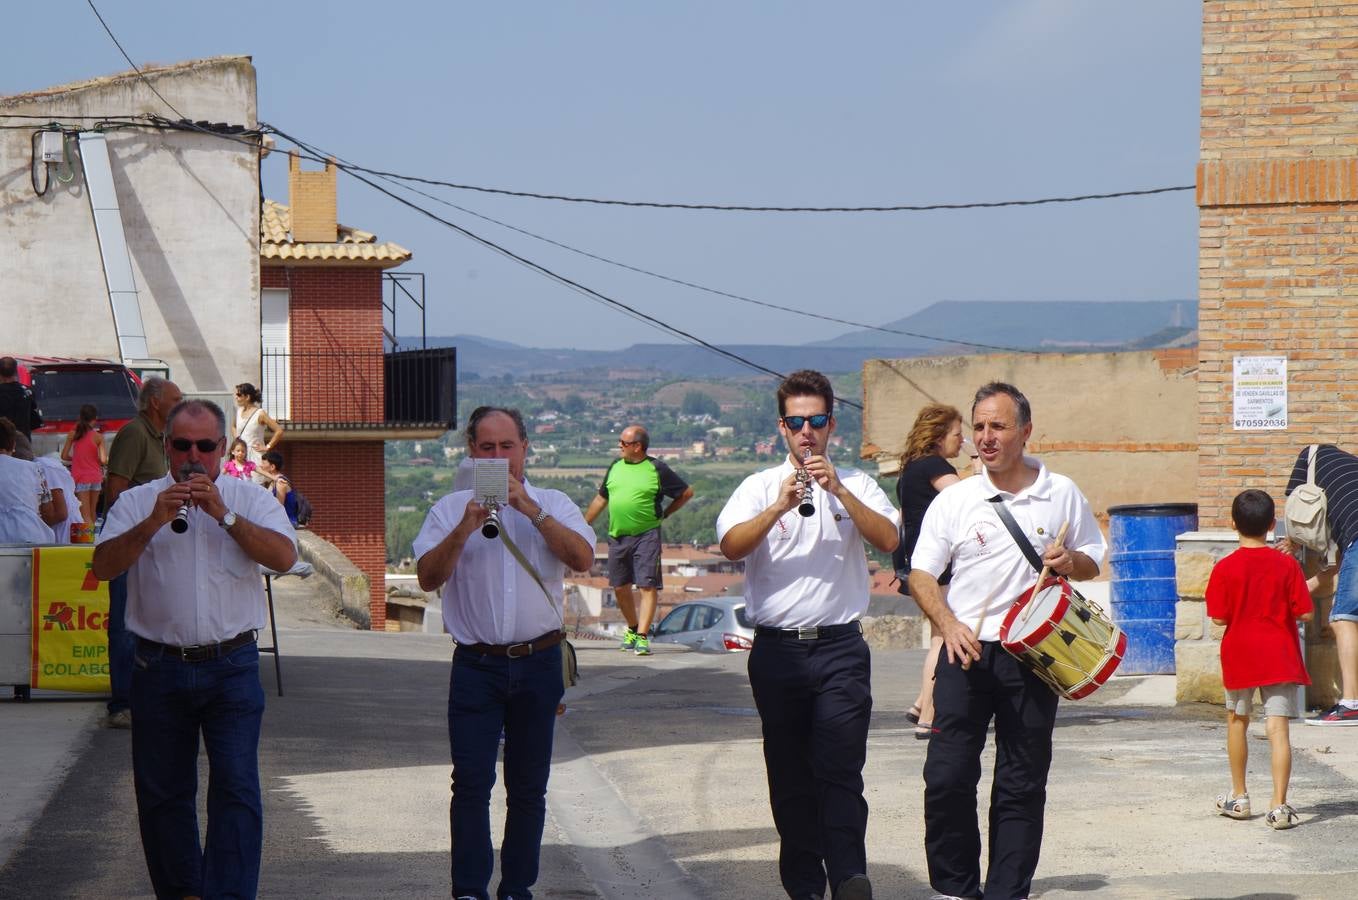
[{"xmin": 717, "ymin": 369, "xmax": 899, "ymax": 900}]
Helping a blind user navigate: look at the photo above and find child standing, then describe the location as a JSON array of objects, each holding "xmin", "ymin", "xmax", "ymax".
[{"xmin": 1206, "ymin": 489, "xmax": 1314, "ymax": 830}]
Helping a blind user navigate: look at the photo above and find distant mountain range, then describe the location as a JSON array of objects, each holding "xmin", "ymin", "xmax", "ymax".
[{"xmin": 399, "ymin": 299, "xmax": 1197, "ymax": 377}]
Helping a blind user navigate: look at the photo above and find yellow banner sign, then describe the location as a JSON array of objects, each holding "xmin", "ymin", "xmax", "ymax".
[{"xmin": 30, "ymin": 546, "xmax": 110, "ymax": 693}]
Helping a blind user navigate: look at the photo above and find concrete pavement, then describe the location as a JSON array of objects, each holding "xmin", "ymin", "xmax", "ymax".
[{"xmin": 3, "ymin": 574, "xmax": 1358, "ymax": 898}]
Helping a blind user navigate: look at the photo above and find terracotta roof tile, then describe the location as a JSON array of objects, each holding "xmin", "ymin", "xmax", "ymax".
[{"xmin": 260, "ymin": 199, "xmax": 410, "ymax": 267}]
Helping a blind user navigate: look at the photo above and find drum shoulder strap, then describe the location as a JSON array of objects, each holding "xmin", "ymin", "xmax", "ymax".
[{"xmin": 987, "ymin": 495, "xmax": 1045, "ymax": 574}]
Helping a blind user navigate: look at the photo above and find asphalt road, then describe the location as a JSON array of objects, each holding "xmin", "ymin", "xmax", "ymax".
[{"xmin": 3, "ymin": 576, "xmax": 1358, "ymax": 898}]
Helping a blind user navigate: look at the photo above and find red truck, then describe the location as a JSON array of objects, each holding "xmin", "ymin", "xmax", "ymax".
[{"xmin": 12, "ymin": 357, "xmax": 142, "ymax": 458}]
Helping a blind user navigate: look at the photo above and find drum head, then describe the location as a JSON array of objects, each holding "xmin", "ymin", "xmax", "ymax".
[{"xmin": 1000, "ymin": 576, "xmax": 1067, "ymax": 645}]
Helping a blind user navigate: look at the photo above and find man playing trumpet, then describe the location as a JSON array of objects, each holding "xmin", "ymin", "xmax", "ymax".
[
  {"xmin": 907, "ymin": 382, "xmax": 1105, "ymax": 900},
  {"xmin": 717, "ymin": 369, "xmax": 898, "ymax": 900}
]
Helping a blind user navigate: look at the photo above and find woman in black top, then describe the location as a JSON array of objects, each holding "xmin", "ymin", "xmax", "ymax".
[{"xmin": 894, "ymin": 403, "xmax": 968, "ymax": 739}]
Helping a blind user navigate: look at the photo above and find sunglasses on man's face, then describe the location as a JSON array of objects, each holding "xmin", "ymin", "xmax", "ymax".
[
  {"xmin": 781, "ymin": 414, "xmax": 830, "ymax": 431},
  {"xmin": 619, "ymin": 439, "xmax": 642, "ymax": 447},
  {"xmin": 170, "ymin": 438, "xmax": 223, "ymax": 453}
]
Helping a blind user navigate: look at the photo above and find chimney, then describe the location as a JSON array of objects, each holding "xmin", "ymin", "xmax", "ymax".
[{"xmin": 288, "ymin": 151, "xmax": 338, "ymax": 243}]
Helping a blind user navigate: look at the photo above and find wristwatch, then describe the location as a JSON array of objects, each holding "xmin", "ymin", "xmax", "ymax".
[
  {"xmin": 219, "ymin": 510, "xmax": 239, "ymax": 531},
  {"xmin": 532, "ymin": 508, "xmax": 550, "ymax": 528}
]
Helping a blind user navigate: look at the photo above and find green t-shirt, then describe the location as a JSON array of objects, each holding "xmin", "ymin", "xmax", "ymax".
[
  {"xmin": 106, "ymin": 412, "xmax": 167, "ymax": 487},
  {"xmin": 599, "ymin": 456, "xmax": 689, "ymax": 539}
]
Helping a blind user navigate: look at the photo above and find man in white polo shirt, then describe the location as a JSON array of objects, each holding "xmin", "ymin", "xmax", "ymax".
[
  {"xmin": 414, "ymin": 406, "xmax": 595, "ymax": 900},
  {"xmin": 92, "ymin": 399, "xmax": 297, "ymax": 900},
  {"xmin": 908, "ymin": 382, "xmax": 1105, "ymax": 900},
  {"xmin": 717, "ymin": 369, "xmax": 899, "ymax": 900}
]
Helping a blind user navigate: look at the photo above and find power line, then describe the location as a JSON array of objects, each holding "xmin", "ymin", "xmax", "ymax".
[
  {"xmin": 267, "ymin": 124, "xmax": 865, "ymax": 409},
  {"xmin": 269, "ymin": 150, "xmax": 1196, "ymax": 213},
  {"xmin": 84, "ymin": 1, "xmax": 187, "ymax": 123},
  {"xmin": 358, "ymin": 176, "xmax": 1197, "ymax": 214},
  {"xmin": 258, "ymin": 128, "xmax": 1038, "ymax": 354}
]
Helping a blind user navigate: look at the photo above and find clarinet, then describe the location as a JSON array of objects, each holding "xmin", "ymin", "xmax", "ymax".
[
  {"xmin": 481, "ymin": 499, "xmax": 502, "ymax": 539},
  {"xmin": 797, "ymin": 449, "xmax": 815, "ymax": 517}
]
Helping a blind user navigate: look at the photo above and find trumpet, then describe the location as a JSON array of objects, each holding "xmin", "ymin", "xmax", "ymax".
[{"xmin": 797, "ymin": 449, "xmax": 815, "ymax": 518}]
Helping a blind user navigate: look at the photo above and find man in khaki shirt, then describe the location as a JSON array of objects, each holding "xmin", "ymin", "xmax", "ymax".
[{"xmin": 102, "ymin": 377, "xmax": 182, "ymax": 728}]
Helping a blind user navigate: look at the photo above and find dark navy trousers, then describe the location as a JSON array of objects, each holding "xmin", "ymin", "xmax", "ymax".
[
  {"xmin": 923, "ymin": 642, "xmax": 1059, "ymax": 900},
  {"xmin": 748, "ymin": 630, "xmax": 872, "ymax": 900},
  {"xmin": 449, "ymin": 644, "xmax": 564, "ymax": 900}
]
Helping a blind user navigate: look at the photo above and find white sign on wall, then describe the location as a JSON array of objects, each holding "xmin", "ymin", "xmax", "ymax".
[{"xmin": 1232, "ymin": 355, "xmax": 1288, "ymax": 430}]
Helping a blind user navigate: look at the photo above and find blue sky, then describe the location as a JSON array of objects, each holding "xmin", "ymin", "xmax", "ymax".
[{"xmin": 3, "ymin": 1, "xmax": 1201, "ymax": 350}]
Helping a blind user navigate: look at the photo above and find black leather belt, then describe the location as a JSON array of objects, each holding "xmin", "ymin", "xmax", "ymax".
[
  {"xmin": 137, "ymin": 630, "xmax": 257, "ymax": 662},
  {"xmin": 754, "ymin": 622, "xmax": 863, "ymax": 641},
  {"xmin": 458, "ymin": 630, "xmax": 565, "ymax": 658}
]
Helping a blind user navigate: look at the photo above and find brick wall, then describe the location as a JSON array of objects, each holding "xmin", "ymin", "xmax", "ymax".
[
  {"xmin": 262, "ymin": 262, "xmax": 391, "ymax": 629},
  {"xmin": 288, "ymin": 440, "xmax": 389, "ymax": 629},
  {"xmin": 1198, "ymin": 0, "xmax": 1358, "ymax": 528},
  {"xmin": 268, "ymin": 267, "xmax": 386, "ymax": 424}
]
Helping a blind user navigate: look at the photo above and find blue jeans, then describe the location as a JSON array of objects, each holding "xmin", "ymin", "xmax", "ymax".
[
  {"xmin": 131, "ymin": 640, "xmax": 265, "ymax": 900},
  {"xmin": 449, "ymin": 644, "xmax": 564, "ymax": 900},
  {"xmin": 106, "ymin": 572, "xmax": 136, "ymax": 714},
  {"xmin": 1332, "ymin": 542, "xmax": 1358, "ymax": 623}
]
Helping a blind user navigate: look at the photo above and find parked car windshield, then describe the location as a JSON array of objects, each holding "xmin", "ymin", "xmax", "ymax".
[{"xmin": 30, "ymin": 368, "xmax": 139, "ymax": 422}]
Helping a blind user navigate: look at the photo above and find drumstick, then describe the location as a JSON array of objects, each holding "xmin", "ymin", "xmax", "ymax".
[
  {"xmin": 966, "ymin": 521, "xmax": 1069, "ymax": 670},
  {"xmin": 1032, "ymin": 521, "xmax": 1071, "ymax": 596},
  {"xmin": 960, "ymin": 582, "xmax": 1003, "ymax": 671}
]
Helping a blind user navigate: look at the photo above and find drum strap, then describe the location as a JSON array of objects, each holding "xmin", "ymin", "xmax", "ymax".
[{"xmin": 987, "ymin": 495, "xmax": 1046, "ymax": 574}]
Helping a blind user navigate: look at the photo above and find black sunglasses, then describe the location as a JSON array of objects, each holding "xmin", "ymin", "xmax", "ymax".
[
  {"xmin": 781, "ymin": 414, "xmax": 830, "ymax": 431},
  {"xmin": 170, "ymin": 437, "xmax": 223, "ymax": 453}
]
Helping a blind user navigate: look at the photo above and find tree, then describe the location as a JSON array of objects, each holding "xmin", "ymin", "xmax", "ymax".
[{"xmin": 681, "ymin": 390, "xmax": 720, "ymax": 418}]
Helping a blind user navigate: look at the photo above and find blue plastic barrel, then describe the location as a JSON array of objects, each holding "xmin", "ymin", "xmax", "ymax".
[{"xmin": 1107, "ymin": 503, "xmax": 1198, "ymax": 675}]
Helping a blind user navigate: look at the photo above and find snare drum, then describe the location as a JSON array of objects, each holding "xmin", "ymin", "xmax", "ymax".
[{"xmin": 999, "ymin": 576, "xmax": 1126, "ymax": 700}]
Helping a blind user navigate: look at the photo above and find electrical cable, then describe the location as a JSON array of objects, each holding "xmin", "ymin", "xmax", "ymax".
[
  {"xmin": 84, "ymin": 1, "xmax": 188, "ymax": 122},
  {"xmin": 258, "ymin": 127, "xmax": 1042, "ymax": 354},
  {"xmin": 269, "ymin": 124, "xmax": 867, "ymax": 408},
  {"xmin": 30, "ymin": 131, "xmax": 49, "ymax": 197},
  {"xmin": 322, "ymin": 171, "xmax": 1197, "ymax": 214}
]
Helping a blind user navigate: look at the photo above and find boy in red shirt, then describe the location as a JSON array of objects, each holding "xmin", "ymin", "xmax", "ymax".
[{"xmin": 1206, "ymin": 489, "xmax": 1314, "ymax": 830}]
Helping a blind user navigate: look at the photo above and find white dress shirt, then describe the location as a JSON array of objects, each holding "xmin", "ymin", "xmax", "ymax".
[
  {"xmin": 911, "ymin": 454, "xmax": 1106, "ymax": 642},
  {"xmin": 716, "ymin": 458, "xmax": 900, "ymax": 628},
  {"xmin": 97, "ymin": 473, "xmax": 297, "ymax": 646},
  {"xmin": 36, "ymin": 455, "xmax": 82, "ymax": 545},
  {"xmin": 412, "ymin": 484, "xmax": 594, "ymax": 645},
  {"xmin": 0, "ymin": 454, "xmax": 53, "ymax": 545}
]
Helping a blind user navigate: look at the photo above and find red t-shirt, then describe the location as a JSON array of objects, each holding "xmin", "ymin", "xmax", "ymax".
[{"xmin": 1205, "ymin": 547, "xmax": 1312, "ymax": 690}]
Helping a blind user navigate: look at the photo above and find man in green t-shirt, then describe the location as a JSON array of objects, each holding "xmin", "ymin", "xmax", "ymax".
[{"xmin": 585, "ymin": 424, "xmax": 693, "ymax": 655}]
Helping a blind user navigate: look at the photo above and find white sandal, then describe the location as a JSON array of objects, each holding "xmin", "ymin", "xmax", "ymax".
[
  {"xmin": 1266, "ymin": 803, "xmax": 1300, "ymax": 830},
  {"xmin": 1215, "ymin": 792, "xmax": 1250, "ymax": 819}
]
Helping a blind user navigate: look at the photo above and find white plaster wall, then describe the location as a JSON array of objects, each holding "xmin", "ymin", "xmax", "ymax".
[{"xmin": 0, "ymin": 57, "xmax": 260, "ymax": 395}]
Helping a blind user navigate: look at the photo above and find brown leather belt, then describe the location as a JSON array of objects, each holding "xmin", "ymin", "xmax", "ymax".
[
  {"xmin": 137, "ymin": 630, "xmax": 258, "ymax": 663},
  {"xmin": 458, "ymin": 630, "xmax": 565, "ymax": 658}
]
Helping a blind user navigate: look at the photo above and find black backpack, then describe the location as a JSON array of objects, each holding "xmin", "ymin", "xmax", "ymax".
[{"xmin": 293, "ymin": 490, "xmax": 313, "ymax": 527}]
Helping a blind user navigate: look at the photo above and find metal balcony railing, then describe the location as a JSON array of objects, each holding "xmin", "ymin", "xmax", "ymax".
[{"xmin": 261, "ymin": 348, "xmax": 456, "ymax": 430}]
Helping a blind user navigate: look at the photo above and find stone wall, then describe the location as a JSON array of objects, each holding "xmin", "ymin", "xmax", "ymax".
[
  {"xmin": 862, "ymin": 349, "xmax": 1198, "ymax": 518},
  {"xmin": 1175, "ymin": 530, "xmax": 1338, "ymax": 708}
]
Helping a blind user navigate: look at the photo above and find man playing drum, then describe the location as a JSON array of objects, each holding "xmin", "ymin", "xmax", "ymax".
[{"xmin": 907, "ymin": 382, "xmax": 1106, "ymax": 900}]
